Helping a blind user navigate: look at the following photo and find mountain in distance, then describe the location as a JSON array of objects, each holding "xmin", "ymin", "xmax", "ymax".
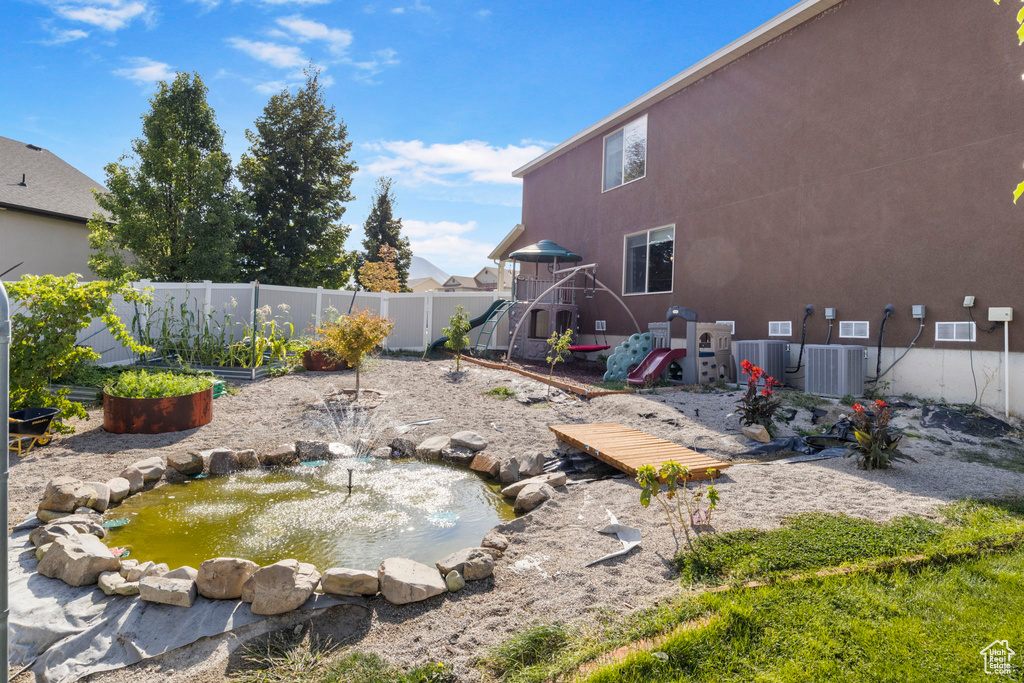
[{"xmin": 408, "ymin": 255, "xmax": 450, "ymax": 283}]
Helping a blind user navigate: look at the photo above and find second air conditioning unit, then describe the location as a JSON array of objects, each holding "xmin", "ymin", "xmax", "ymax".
[
  {"xmin": 732, "ymin": 340, "xmax": 787, "ymax": 384},
  {"xmin": 805, "ymin": 344, "xmax": 866, "ymax": 398}
]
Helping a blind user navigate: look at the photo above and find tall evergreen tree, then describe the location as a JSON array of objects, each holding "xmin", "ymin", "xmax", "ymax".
[
  {"xmin": 236, "ymin": 67, "xmax": 357, "ymax": 288},
  {"xmin": 360, "ymin": 176, "xmax": 412, "ymax": 287},
  {"xmin": 87, "ymin": 72, "xmax": 236, "ymax": 281}
]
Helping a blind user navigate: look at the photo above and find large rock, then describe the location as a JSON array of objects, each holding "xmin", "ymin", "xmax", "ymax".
[
  {"xmin": 514, "ymin": 483, "xmax": 554, "ymax": 513},
  {"xmin": 235, "ymin": 449, "xmax": 261, "ymax": 470},
  {"xmin": 436, "ymin": 547, "xmax": 494, "ymax": 581},
  {"xmin": 98, "ymin": 570, "xmax": 127, "ymax": 595},
  {"xmin": 35, "ymin": 542, "xmax": 53, "ymax": 561},
  {"xmin": 167, "ymin": 452, "xmax": 204, "ymax": 476},
  {"xmin": 481, "ymin": 530, "xmax": 510, "ymax": 555},
  {"xmin": 241, "ymin": 560, "xmax": 320, "ymax": 615},
  {"xmin": 500, "ymin": 472, "xmax": 567, "ymax": 498},
  {"xmin": 83, "ymin": 481, "xmax": 111, "ymax": 512},
  {"xmin": 320, "ymin": 567, "xmax": 379, "ymax": 596},
  {"xmin": 106, "ymin": 477, "xmax": 131, "ymax": 504},
  {"xmin": 470, "ymin": 452, "xmax": 501, "ymax": 478},
  {"xmin": 499, "ymin": 457, "xmax": 520, "ymax": 486},
  {"xmin": 296, "ymin": 441, "xmax": 351, "ymax": 461},
  {"xmin": 38, "ymin": 477, "xmax": 82, "ymax": 513},
  {"xmin": 441, "ymin": 446, "xmax": 477, "ymax": 466},
  {"xmin": 450, "ymin": 431, "xmax": 487, "ymax": 452},
  {"xmin": 742, "ymin": 424, "xmax": 771, "ymax": 443},
  {"xmin": 36, "ymin": 509, "xmax": 72, "ymax": 523},
  {"xmin": 140, "ymin": 576, "xmax": 197, "ymax": 608},
  {"xmin": 30, "ymin": 514, "xmax": 104, "ymax": 547},
  {"xmin": 390, "ymin": 437, "xmax": 417, "ymax": 458},
  {"xmin": 134, "ymin": 456, "xmax": 166, "ymax": 483},
  {"xmin": 208, "ymin": 449, "xmax": 238, "ymax": 475},
  {"xmin": 372, "ymin": 447, "xmax": 394, "ymax": 459},
  {"xmin": 260, "ymin": 444, "xmax": 297, "ymax": 467},
  {"xmin": 165, "ymin": 565, "xmax": 199, "ymax": 582},
  {"xmin": 416, "ymin": 436, "xmax": 450, "ymax": 460},
  {"xmin": 119, "ymin": 466, "xmax": 145, "ymax": 494},
  {"xmin": 114, "ymin": 581, "xmax": 140, "ymax": 596},
  {"xmin": 377, "ymin": 557, "xmax": 447, "ymax": 605},
  {"xmin": 126, "ymin": 560, "xmax": 169, "ymax": 582},
  {"xmin": 37, "ymin": 535, "xmax": 120, "ymax": 586},
  {"xmin": 119, "ymin": 559, "xmax": 139, "ymax": 578},
  {"xmin": 518, "ymin": 451, "xmax": 546, "ymax": 477},
  {"xmin": 197, "ymin": 557, "xmax": 259, "ymax": 600}
]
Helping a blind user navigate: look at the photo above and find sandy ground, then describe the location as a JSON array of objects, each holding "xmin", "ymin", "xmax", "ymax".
[{"xmin": 9, "ymin": 357, "xmax": 1024, "ymax": 682}]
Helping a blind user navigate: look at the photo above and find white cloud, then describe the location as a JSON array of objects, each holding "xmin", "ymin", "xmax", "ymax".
[
  {"xmin": 227, "ymin": 38, "xmax": 307, "ymax": 68},
  {"xmin": 55, "ymin": 1, "xmax": 149, "ymax": 31},
  {"xmin": 40, "ymin": 26, "xmax": 90, "ymax": 44},
  {"xmin": 389, "ymin": 0, "xmax": 430, "ymax": 13},
  {"xmin": 113, "ymin": 57, "xmax": 174, "ymax": 82},
  {"xmin": 389, "ymin": 6, "xmax": 404, "ymax": 13},
  {"xmin": 343, "ymin": 47, "xmax": 399, "ymax": 80},
  {"xmin": 189, "ymin": 0, "xmax": 326, "ymax": 8},
  {"xmin": 476, "ymin": 9, "xmax": 491, "ymax": 18},
  {"xmin": 401, "ymin": 220, "xmax": 494, "ymax": 273},
  {"xmin": 364, "ymin": 139, "xmax": 548, "ymax": 186},
  {"xmin": 403, "ymin": 219, "xmax": 477, "ymax": 239},
  {"xmin": 275, "ymin": 15, "xmax": 352, "ymax": 54}
]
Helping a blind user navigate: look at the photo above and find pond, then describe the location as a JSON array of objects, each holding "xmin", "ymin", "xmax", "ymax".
[{"xmin": 102, "ymin": 457, "xmax": 516, "ymax": 571}]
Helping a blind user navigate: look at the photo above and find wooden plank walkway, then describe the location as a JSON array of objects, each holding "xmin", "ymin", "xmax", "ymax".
[{"xmin": 549, "ymin": 422, "xmax": 728, "ymax": 482}]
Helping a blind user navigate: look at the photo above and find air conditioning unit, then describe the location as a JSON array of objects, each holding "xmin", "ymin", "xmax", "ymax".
[
  {"xmin": 805, "ymin": 344, "xmax": 866, "ymax": 398},
  {"xmin": 733, "ymin": 340, "xmax": 787, "ymax": 384}
]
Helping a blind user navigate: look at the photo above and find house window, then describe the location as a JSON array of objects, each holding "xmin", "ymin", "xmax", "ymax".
[
  {"xmin": 935, "ymin": 321, "xmax": 976, "ymax": 342},
  {"xmin": 603, "ymin": 115, "xmax": 647, "ymax": 191},
  {"xmin": 769, "ymin": 321, "xmax": 792, "ymax": 337},
  {"xmin": 623, "ymin": 226, "xmax": 674, "ymax": 295},
  {"xmin": 839, "ymin": 321, "xmax": 870, "ymax": 339}
]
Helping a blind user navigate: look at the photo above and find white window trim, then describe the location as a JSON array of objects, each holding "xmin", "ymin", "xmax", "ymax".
[
  {"xmin": 601, "ymin": 114, "xmax": 648, "ymax": 193},
  {"xmin": 621, "ymin": 224, "xmax": 675, "ymax": 297},
  {"xmin": 716, "ymin": 320, "xmax": 736, "ymax": 334},
  {"xmin": 935, "ymin": 321, "xmax": 977, "ymax": 342},
  {"xmin": 768, "ymin": 321, "xmax": 792, "ymax": 337},
  {"xmin": 838, "ymin": 321, "xmax": 870, "ymax": 339}
]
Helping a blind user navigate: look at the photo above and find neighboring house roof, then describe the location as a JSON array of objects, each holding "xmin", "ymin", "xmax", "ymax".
[
  {"xmin": 407, "ymin": 276, "xmax": 442, "ymax": 290},
  {"xmin": 441, "ymin": 275, "xmax": 480, "ymax": 289},
  {"xmin": 473, "ymin": 266, "xmax": 512, "ymax": 281},
  {"xmin": 512, "ymin": 0, "xmax": 843, "ymax": 178},
  {"xmin": 0, "ymin": 135, "xmax": 107, "ymax": 223}
]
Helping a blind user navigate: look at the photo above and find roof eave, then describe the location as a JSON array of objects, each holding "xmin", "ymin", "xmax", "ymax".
[
  {"xmin": 0, "ymin": 202, "xmax": 94, "ymax": 225},
  {"xmin": 511, "ymin": 0, "xmax": 842, "ymax": 179}
]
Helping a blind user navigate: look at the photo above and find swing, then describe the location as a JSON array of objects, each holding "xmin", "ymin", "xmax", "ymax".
[{"xmin": 569, "ymin": 274, "xmax": 611, "ymax": 354}]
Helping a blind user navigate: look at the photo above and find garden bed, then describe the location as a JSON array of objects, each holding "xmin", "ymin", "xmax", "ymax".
[{"xmin": 135, "ymin": 358, "xmax": 286, "ymax": 381}]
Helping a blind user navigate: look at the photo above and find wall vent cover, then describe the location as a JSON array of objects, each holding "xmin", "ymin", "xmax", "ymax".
[
  {"xmin": 733, "ymin": 340, "xmax": 787, "ymax": 385},
  {"xmin": 594, "ymin": 320, "xmax": 607, "ymax": 332},
  {"xmin": 839, "ymin": 321, "xmax": 870, "ymax": 338},
  {"xmin": 935, "ymin": 322, "xmax": 976, "ymax": 342},
  {"xmin": 768, "ymin": 321, "xmax": 792, "ymax": 336},
  {"xmin": 805, "ymin": 344, "xmax": 866, "ymax": 398}
]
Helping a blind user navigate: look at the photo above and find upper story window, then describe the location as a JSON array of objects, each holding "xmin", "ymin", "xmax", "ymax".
[
  {"xmin": 624, "ymin": 225, "xmax": 674, "ymax": 295},
  {"xmin": 603, "ymin": 115, "xmax": 647, "ymax": 191}
]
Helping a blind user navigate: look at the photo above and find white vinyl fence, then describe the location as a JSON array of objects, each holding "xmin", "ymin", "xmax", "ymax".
[{"xmin": 72, "ymin": 281, "xmax": 509, "ymax": 366}]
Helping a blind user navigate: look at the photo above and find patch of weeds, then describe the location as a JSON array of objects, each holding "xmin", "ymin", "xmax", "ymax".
[
  {"xmin": 322, "ymin": 652, "xmax": 454, "ymax": 683},
  {"xmin": 840, "ymin": 394, "xmax": 857, "ymax": 406},
  {"xmin": 483, "ymin": 386, "xmax": 517, "ymax": 399},
  {"xmin": 781, "ymin": 391, "xmax": 829, "ymax": 411},
  {"xmin": 231, "ymin": 632, "xmax": 333, "ymax": 683},
  {"xmin": 483, "ymin": 623, "xmax": 575, "ymax": 682},
  {"xmin": 794, "ymin": 427, "xmax": 822, "ymax": 437},
  {"xmin": 595, "ymin": 380, "xmax": 629, "ymax": 391},
  {"xmin": 954, "ymin": 441, "xmax": 1024, "ymax": 474}
]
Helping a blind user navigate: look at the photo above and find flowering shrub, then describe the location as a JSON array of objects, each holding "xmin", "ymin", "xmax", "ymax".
[
  {"xmin": 735, "ymin": 359, "xmax": 782, "ymax": 436},
  {"xmin": 845, "ymin": 399, "xmax": 915, "ymax": 470}
]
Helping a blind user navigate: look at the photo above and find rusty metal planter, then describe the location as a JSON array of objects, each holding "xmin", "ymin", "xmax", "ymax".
[
  {"xmin": 302, "ymin": 351, "xmax": 348, "ymax": 372},
  {"xmin": 103, "ymin": 387, "xmax": 213, "ymax": 434}
]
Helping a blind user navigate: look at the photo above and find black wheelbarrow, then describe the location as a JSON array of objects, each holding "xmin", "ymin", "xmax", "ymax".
[{"xmin": 9, "ymin": 407, "xmax": 61, "ymax": 458}]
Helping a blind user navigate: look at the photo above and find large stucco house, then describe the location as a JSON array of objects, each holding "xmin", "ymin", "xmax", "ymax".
[{"xmin": 493, "ymin": 0, "xmax": 1024, "ymax": 413}]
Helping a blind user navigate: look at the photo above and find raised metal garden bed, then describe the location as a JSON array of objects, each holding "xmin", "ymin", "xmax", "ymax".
[{"xmin": 135, "ymin": 358, "xmax": 285, "ymax": 381}]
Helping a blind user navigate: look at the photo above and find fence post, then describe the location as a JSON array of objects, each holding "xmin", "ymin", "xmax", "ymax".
[
  {"xmin": 380, "ymin": 294, "xmax": 390, "ymax": 349},
  {"xmin": 314, "ymin": 286, "xmax": 323, "ymax": 337},
  {"xmin": 424, "ymin": 292, "xmax": 433, "ymax": 352},
  {"xmin": 203, "ymin": 280, "xmax": 213, "ymax": 317}
]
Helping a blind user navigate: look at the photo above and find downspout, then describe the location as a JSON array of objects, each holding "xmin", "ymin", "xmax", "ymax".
[{"xmin": 1, "ymin": 281, "xmax": 11, "ymax": 676}]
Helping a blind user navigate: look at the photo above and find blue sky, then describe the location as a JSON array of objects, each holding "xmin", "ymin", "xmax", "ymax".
[{"xmin": 2, "ymin": 0, "xmax": 795, "ymax": 277}]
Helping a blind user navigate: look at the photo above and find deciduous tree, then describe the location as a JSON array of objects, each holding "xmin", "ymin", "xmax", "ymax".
[{"xmin": 358, "ymin": 245, "xmax": 402, "ymax": 293}]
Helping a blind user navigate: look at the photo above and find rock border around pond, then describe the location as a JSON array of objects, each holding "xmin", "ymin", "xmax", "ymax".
[{"xmin": 28, "ymin": 429, "xmax": 547, "ymax": 618}]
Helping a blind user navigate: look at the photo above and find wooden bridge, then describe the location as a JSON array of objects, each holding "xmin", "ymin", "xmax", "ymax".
[{"xmin": 549, "ymin": 422, "xmax": 728, "ymax": 482}]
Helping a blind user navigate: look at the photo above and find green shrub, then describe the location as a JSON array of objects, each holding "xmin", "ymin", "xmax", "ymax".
[
  {"xmin": 484, "ymin": 386, "xmax": 517, "ymax": 399},
  {"xmin": 105, "ymin": 370, "xmax": 212, "ymax": 399}
]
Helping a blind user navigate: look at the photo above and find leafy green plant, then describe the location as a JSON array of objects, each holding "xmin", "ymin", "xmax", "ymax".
[
  {"xmin": 7, "ymin": 274, "xmax": 152, "ymax": 433},
  {"xmin": 315, "ymin": 308, "xmax": 394, "ymax": 393},
  {"xmin": 637, "ymin": 462, "xmax": 720, "ymax": 549},
  {"xmin": 735, "ymin": 360, "xmax": 781, "ymax": 437},
  {"xmin": 545, "ymin": 328, "xmax": 574, "ymax": 400},
  {"xmin": 840, "ymin": 394, "xmax": 857, "ymax": 406},
  {"xmin": 846, "ymin": 399, "xmax": 916, "ymax": 470},
  {"xmin": 484, "ymin": 386, "xmax": 517, "ymax": 399},
  {"xmin": 105, "ymin": 370, "xmax": 212, "ymax": 399},
  {"xmin": 443, "ymin": 305, "xmax": 472, "ymax": 371}
]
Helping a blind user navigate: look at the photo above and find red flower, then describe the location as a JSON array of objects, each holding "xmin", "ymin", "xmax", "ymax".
[
  {"xmin": 852, "ymin": 403, "xmax": 865, "ymax": 412},
  {"xmin": 740, "ymin": 359, "xmax": 753, "ymax": 372},
  {"xmin": 761, "ymin": 388, "xmax": 772, "ymax": 397},
  {"xmin": 875, "ymin": 399, "xmax": 887, "ymax": 408}
]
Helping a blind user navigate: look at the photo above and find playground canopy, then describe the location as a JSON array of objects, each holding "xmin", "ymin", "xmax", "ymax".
[{"xmin": 508, "ymin": 240, "xmax": 582, "ymax": 263}]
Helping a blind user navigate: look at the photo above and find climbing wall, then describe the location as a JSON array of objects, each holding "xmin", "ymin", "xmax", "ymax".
[{"xmin": 603, "ymin": 332, "xmax": 653, "ymax": 381}]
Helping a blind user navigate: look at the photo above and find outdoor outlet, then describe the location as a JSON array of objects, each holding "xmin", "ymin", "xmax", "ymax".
[
  {"xmin": 825, "ymin": 307, "xmax": 836, "ymax": 320},
  {"xmin": 912, "ymin": 305, "xmax": 926, "ymax": 319},
  {"xmin": 989, "ymin": 307, "xmax": 1013, "ymax": 322},
  {"xmin": 963, "ymin": 296, "xmax": 975, "ymax": 308}
]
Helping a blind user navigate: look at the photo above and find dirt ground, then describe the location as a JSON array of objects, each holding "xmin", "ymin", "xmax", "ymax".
[{"xmin": 9, "ymin": 357, "xmax": 1024, "ymax": 682}]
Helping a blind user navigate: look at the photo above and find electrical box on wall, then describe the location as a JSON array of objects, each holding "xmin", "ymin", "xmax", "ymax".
[
  {"xmin": 989, "ymin": 307, "xmax": 1013, "ymax": 322},
  {"xmin": 825, "ymin": 308, "xmax": 836, "ymax": 320},
  {"xmin": 963, "ymin": 296, "xmax": 975, "ymax": 308},
  {"xmin": 912, "ymin": 305, "xmax": 926, "ymax": 319}
]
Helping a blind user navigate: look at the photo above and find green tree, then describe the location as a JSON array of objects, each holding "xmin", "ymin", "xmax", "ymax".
[
  {"xmin": 87, "ymin": 72, "xmax": 237, "ymax": 281},
  {"xmin": 443, "ymin": 305, "xmax": 472, "ymax": 372},
  {"xmin": 359, "ymin": 176, "xmax": 412, "ymax": 288},
  {"xmin": 236, "ymin": 66, "xmax": 358, "ymax": 288}
]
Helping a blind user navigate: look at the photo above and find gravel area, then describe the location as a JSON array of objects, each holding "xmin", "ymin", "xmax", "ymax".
[{"xmin": 9, "ymin": 357, "xmax": 1023, "ymax": 682}]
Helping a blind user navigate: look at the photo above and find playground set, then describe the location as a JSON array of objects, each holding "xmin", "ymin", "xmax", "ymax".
[{"xmin": 427, "ymin": 239, "xmax": 733, "ymax": 387}]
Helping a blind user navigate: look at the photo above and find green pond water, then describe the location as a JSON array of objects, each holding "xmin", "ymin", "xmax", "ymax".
[{"xmin": 103, "ymin": 458, "xmax": 516, "ymax": 571}]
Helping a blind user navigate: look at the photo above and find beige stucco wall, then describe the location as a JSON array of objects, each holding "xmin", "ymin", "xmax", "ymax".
[{"xmin": 0, "ymin": 208, "xmax": 92, "ymax": 278}]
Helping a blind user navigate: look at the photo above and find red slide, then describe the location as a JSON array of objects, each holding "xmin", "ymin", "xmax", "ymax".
[{"xmin": 626, "ymin": 348, "xmax": 687, "ymax": 386}]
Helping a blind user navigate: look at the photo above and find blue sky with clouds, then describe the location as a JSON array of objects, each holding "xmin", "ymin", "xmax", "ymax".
[{"xmin": 2, "ymin": 0, "xmax": 794, "ymax": 277}]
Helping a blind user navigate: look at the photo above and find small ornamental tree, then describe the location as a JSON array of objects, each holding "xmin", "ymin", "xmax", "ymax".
[
  {"xmin": 358, "ymin": 245, "xmax": 402, "ymax": 293},
  {"xmin": 443, "ymin": 305, "xmax": 472, "ymax": 372},
  {"xmin": 545, "ymin": 328, "xmax": 574, "ymax": 399},
  {"xmin": 638, "ymin": 461, "xmax": 720, "ymax": 550},
  {"xmin": 7, "ymin": 274, "xmax": 153, "ymax": 432},
  {"xmin": 735, "ymin": 359, "xmax": 782, "ymax": 437},
  {"xmin": 316, "ymin": 307, "xmax": 393, "ymax": 394}
]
